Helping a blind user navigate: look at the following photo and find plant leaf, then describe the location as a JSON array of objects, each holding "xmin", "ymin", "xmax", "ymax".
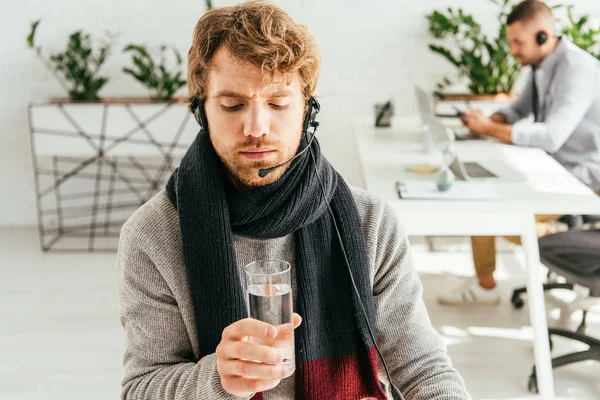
[{"xmin": 27, "ymin": 19, "xmax": 41, "ymax": 48}]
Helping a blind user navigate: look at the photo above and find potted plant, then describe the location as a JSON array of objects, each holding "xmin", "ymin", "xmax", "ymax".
[
  {"xmin": 426, "ymin": 0, "xmax": 519, "ymax": 100},
  {"xmin": 426, "ymin": 0, "xmax": 600, "ymax": 101},
  {"xmin": 27, "ymin": 20, "xmax": 114, "ymax": 101},
  {"xmin": 122, "ymin": 44, "xmax": 187, "ymax": 102}
]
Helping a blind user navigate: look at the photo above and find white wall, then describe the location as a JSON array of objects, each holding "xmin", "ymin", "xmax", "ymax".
[{"xmin": 1, "ymin": 0, "xmax": 599, "ymax": 226}]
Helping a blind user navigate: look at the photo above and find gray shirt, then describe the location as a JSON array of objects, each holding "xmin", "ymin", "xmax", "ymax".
[
  {"xmin": 498, "ymin": 37, "xmax": 600, "ymax": 192},
  {"xmin": 117, "ymin": 188, "xmax": 470, "ymax": 399}
]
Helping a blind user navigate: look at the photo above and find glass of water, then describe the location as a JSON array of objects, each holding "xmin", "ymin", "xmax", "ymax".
[{"xmin": 245, "ymin": 260, "xmax": 295, "ymax": 373}]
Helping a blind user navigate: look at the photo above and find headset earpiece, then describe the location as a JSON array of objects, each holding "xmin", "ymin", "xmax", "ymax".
[
  {"xmin": 303, "ymin": 97, "xmax": 321, "ymax": 133},
  {"xmin": 190, "ymin": 97, "xmax": 209, "ymax": 132},
  {"xmin": 536, "ymin": 31, "xmax": 548, "ymax": 46}
]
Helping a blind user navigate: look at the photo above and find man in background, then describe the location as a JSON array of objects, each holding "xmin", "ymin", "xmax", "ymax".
[{"xmin": 438, "ymin": 0, "xmax": 600, "ymax": 306}]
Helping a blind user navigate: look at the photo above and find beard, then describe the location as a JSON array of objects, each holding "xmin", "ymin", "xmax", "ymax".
[{"xmin": 213, "ymin": 135, "xmax": 302, "ymax": 189}]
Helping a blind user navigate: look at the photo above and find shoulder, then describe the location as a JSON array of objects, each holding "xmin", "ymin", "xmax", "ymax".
[
  {"xmin": 560, "ymin": 40, "xmax": 598, "ymax": 73},
  {"xmin": 119, "ymin": 190, "xmax": 181, "ymax": 255},
  {"xmin": 349, "ymin": 185, "xmax": 408, "ymax": 261},
  {"xmin": 350, "ymin": 185, "xmax": 395, "ymax": 228}
]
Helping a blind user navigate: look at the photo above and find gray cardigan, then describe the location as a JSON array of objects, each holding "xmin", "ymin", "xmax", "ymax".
[{"xmin": 117, "ymin": 187, "xmax": 470, "ymax": 399}]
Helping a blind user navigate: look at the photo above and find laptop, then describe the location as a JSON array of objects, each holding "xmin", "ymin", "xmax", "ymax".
[
  {"xmin": 414, "ymin": 85, "xmax": 482, "ymax": 141},
  {"xmin": 414, "ymin": 85, "xmax": 435, "ymax": 125},
  {"xmin": 421, "ymin": 113, "xmax": 525, "ymax": 183}
]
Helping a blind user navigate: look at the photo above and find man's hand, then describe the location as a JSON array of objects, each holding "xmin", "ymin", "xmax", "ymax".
[
  {"xmin": 490, "ymin": 112, "xmax": 507, "ymax": 124},
  {"xmin": 216, "ymin": 313, "xmax": 302, "ymax": 398},
  {"xmin": 459, "ymin": 110, "xmax": 514, "ymax": 144},
  {"xmin": 459, "ymin": 110, "xmax": 492, "ymax": 135}
]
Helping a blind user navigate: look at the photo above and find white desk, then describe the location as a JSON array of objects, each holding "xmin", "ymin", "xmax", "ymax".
[{"xmin": 353, "ymin": 117, "xmax": 600, "ymax": 398}]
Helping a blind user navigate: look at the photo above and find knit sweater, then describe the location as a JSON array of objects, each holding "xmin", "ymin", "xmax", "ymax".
[{"xmin": 117, "ymin": 187, "xmax": 470, "ymax": 400}]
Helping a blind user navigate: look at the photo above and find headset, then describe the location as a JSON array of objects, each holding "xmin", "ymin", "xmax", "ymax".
[
  {"xmin": 189, "ymin": 97, "xmax": 404, "ymax": 400},
  {"xmin": 536, "ymin": 31, "xmax": 548, "ymax": 46},
  {"xmin": 190, "ymin": 96, "xmax": 321, "ymax": 135}
]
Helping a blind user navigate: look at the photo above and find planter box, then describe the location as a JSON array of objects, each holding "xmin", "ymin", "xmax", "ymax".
[
  {"xmin": 28, "ymin": 98, "xmax": 199, "ymax": 251},
  {"xmin": 435, "ymin": 92, "xmax": 517, "ymax": 102}
]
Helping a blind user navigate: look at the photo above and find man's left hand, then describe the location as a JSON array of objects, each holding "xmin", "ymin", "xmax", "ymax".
[{"xmin": 460, "ymin": 110, "xmax": 492, "ymax": 136}]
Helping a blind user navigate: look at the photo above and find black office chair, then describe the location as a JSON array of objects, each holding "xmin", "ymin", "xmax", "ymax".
[
  {"xmin": 511, "ymin": 215, "xmax": 600, "ymax": 309},
  {"xmin": 525, "ymin": 229, "xmax": 600, "ymax": 393}
]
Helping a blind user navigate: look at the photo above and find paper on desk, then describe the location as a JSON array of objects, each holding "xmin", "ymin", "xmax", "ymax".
[{"xmin": 396, "ymin": 180, "xmax": 500, "ymax": 200}]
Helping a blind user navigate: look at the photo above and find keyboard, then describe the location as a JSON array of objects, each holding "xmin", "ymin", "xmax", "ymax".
[
  {"xmin": 455, "ymin": 132, "xmax": 485, "ymax": 141},
  {"xmin": 464, "ymin": 162, "xmax": 497, "ymax": 178}
]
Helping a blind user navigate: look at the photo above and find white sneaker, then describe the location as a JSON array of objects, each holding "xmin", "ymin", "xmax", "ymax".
[{"xmin": 437, "ymin": 279, "xmax": 501, "ymax": 306}]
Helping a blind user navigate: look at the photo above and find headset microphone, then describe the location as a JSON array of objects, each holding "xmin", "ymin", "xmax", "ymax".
[
  {"xmin": 258, "ymin": 96, "xmax": 320, "ymax": 178},
  {"xmin": 257, "ymin": 120, "xmax": 319, "ymax": 177}
]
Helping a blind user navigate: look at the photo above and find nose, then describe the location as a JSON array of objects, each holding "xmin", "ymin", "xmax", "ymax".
[{"xmin": 243, "ymin": 103, "xmax": 270, "ymax": 138}]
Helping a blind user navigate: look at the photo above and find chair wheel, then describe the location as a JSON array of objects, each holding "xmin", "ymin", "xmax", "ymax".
[
  {"xmin": 511, "ymin": 296, "xmax": 525, "ymax": 309},
  {"xmin": 528, "ymin": 373, "xmax": 538, "ymax": 393}
]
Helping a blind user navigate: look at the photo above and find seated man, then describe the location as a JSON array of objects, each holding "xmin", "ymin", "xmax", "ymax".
[
  {"xmin": 117, "ymin": 2, "xmax": 470, "ymax": 399},
  {"xmin": 438, "ymin": 0, "xmax": 600, "ymax": 306}
]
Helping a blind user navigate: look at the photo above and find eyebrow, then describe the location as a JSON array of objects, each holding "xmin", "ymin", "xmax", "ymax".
[{"xmin": 214, "ymin": 90, "xmax": 293, "ymax": 99}]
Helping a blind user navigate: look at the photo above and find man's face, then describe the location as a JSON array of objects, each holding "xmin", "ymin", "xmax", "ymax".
[
  {"xmin": 506, "ymin": 21, "xmax": 542, "ymax": 66},
  {"xmin": 204, "ymin": 48, "xmax": 306, "ymax": 190}
]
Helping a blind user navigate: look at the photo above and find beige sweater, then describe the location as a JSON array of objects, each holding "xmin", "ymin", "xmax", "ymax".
[{"xmin": 117, "ymin": 187, "xmax": 470, "ymax": 400}]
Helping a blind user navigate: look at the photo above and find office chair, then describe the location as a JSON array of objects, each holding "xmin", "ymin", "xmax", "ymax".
[
  {"xmin": 511, "ymin": 215, "xmax": 600, "ymax": 309},
  {"xmin": 524, "ymin": 229, "xmax": 600, "ymax": 393}
]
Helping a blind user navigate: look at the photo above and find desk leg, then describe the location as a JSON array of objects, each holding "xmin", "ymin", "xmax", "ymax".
[{"xmin": 521, "ymin": 213, "xmax": 555, "ymax": 398}]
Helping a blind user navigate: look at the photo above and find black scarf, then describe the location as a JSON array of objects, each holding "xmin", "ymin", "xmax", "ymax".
[{"xmin": 166, "ymin": 130, "xmax": 386, "ymax": 399}]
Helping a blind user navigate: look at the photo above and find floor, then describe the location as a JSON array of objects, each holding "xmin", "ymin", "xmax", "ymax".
[{"xmin": 1, "ymin": 228, "xmax": 599, "ymax": 400}]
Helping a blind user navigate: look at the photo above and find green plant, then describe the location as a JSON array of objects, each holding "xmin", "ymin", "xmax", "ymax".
[
  {"xmin": 562, "ymin": 5, "xmax": 600, "ymax": 59},
  {"xmin": 122, "ymin": 44, "xmax": 187, "ymax": 101},
  {"xmin": 26, "ymin": 20, "xmax": 113, "ymax": 101},
  {"xmin": 426, "ymin": 0, "xmax": 520, "ymax": 97}
]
